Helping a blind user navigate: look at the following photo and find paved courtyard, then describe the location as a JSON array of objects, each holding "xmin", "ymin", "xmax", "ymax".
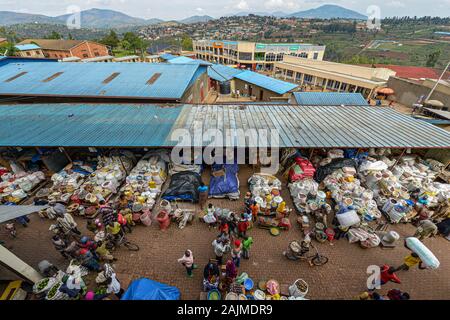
[{"xmin": 1, "ymin": 166, "xmax": 449, "ymax": 300}]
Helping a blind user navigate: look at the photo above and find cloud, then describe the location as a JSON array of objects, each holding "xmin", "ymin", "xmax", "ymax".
[
  {"xmin": 387, "ymin": 1, "xmax": 406, "ymax": 8},
  {"xmin": 196, "ymin": 7, "xmax": 204, "ymax": 12},
  {"xmin": 264, "ymin": 0, "xmax": 300, "ymax": 10},
  {"xmin": 235, "ymin": 0, "xmax": 250, "ymax": 10}
]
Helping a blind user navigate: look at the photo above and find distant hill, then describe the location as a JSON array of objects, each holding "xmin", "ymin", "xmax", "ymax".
[
  {"xmin": 0, "ymin": 8, "xmax": 163, "ymax": 28},
  {"xmin": 288, "ymin": 5, "xmax": 367, "ymax": 20},
  {"xmin": 0, "ymin": 11, "xmax": 56, "ymax": 25},
  {"xmin": 55, "ymin": 8, "xmax": 162, "ymax": 28},
  {"xmin": 178, "ymin": 15, "xmax": 214, "ymax": 24}
]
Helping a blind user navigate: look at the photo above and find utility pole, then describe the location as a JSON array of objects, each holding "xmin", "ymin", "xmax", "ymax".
[{"xmin": 426, "ymin": 61, "xmax": 450, "ymax": 101}]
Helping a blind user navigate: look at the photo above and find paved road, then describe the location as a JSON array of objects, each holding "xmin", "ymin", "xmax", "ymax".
[{"xmin": 1, "ymin": 166, "xmax": 449, "ymax": 300}]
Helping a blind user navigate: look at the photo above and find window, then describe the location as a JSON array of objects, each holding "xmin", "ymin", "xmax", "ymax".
[
  {"xmin": 334, "ymin": 81, "xmax": 341, "ymax": 90},
  {"xmin": 35, "ymin": 51, "xmax": 40, "ymax": 55},
  {"xmin": 286, "ymin": 70, "xmax": 294, "ymax": 78},
  {"xmin": 255, "ymin": 52, "xmax": 265, "ymax": 61},
  {"xmin": 147, "ymin": 73, "xmax": 162, "ymax": 85},
  {"xmin": 276, "ymin": 53, "xmax": 284, "ymax": 61},
  {"xmin": 341, "ymin": 83, "xmax": 348, "ymax": 91},
  {"xmin": 83, "ymin": 54, "xmax": 89, "ymax": 58},
  {"xmin": 304, "ymin": 74, "xmax": 313, "ymax": 83},
  {"xmin": 313, "ymin": 52, "xmax": 319, "ymax": 60},
  {"xmin": 4, "ymin": 72, "xmax": 28, "ymax": 82},
  {"xmin": 265, "ymin": 53, "xmax": 275, "ymax": 62},
  {"xmin": 42, "ymin": 72, "xmax": 64, "ymax": 82},
  {"xmin": 295, "ymin": 72, "xmax": 302, "ymax": 82},
  {"xmin": 103, "ymin": 72, "xmax": 120, "ymax": 84},
  {"xmin": 239, "ymin": 52, "xmax": 252, "ymax": 61},
  {"xmin": 327, "ymin": 80, "xmax": 335, "ymax": 89},
  {"xmin": 26, "ymin": 52, "xmax": 31, "ymax": 56},
  {"xmin": 299, "ymin": 52, "xmax": 308, "ymax": 58}
]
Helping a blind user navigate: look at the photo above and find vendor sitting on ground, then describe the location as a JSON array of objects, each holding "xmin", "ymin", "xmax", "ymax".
[
  {"xmin": 203, "ymin": 261, "xmax": 220, "ymax": 291},
  {"xmin": 96, "ymin": 240, "xmax": 115, "ymax": 262},
  {"xmin": 118, "ymin": 194, "xmax": 130, "ymax": 210}
]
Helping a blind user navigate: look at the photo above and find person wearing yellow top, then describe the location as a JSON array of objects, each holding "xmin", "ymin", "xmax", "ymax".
[
  {"xmin": 95, "ymin": 241, "xmax": 115, "ymax": 262},
  {"xmin": 394, "ymin": 252, "xmax": 425, "ymax": 271},
  {"xmin": 106, "ymin": 221, "xmax": 122, "ymax": 235}
]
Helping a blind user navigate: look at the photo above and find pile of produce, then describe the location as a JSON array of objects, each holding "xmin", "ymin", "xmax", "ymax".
[
  {"xmin": 0, "ymin": 168, "xmax": 45, "ymax": 203},
  {"xmin": 120, "ymin": 150, "xmax": 168, "ymax": 210}
]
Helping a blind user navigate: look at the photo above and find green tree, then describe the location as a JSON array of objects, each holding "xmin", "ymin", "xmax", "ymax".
[
  {"xmin": 426, "ymin": 49, "xmax": 441, "ymax": 67},
  {"xmin": 100, "ymin": 30, "xmax": 120, "ymax": 49},
  {"xmin": 46, "ymin": 31, "xmax": 62, "ymax": 39},
  {"xmin": 1, "ymin": 43, "xmax": 18, "ymax": 56},
  {"xmin": 181, "ymin": 35, "xmax": 193, "ymax": 51},
  {"xmin": 122, "ymin": 32, "xmax": 143, "ymax": 54}
]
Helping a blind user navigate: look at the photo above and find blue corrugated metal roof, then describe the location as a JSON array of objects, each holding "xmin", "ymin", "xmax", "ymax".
[
  {"xmin": 0, "ymin": 103, "xmax": 449, "ymax": 148},
  {"xmin": 166, "ymin": 56, "xmax": 212, "ymax": 66},
  {"xmin": 0, "ymin": 62, "xmax": 205, "ymax": 100},
  {"xmin": 293, "ymin": 92, "xmax": 369, "ymax": 106},
  {"xmin": 208, "ymin": 64, "xmax": 243, "ymax": 82},
  {"xmin": 0, "ymin": 56, "xmax": 57, "ymax": 66},
  {"xmin": 234, "ymin": 71, "xmax": 298, "ymax": 94},
  {"xmin": 15, "ymin": 44, "xmax": 41, "ymax": 51},
  {"xmin": 159, "ymin": 53, "xmax": 177, "ymax": 61},
  {"xmin": 172, "ymin": 104, "xmax": 450, "ymax": 148},
  {"xmin": 0, "ymin": 104, "xmax": 184, "ymax": 147}
]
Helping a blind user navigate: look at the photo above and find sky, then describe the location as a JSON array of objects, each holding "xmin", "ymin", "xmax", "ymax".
[{"xmin": 0, "ymin": 0, "xmax": 449, "ymax": 20}]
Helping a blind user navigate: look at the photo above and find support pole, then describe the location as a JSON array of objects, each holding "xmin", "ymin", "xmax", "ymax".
[
  {"xmin": 0, "ymin": 245, "xmax": 43, "ymax": 284},
  {"xmin": 390, "ymin": 148, "xmax": 407, "ymax": 170}
]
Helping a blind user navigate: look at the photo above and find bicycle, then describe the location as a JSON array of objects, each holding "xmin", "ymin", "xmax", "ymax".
[
  {"xmin": 283, "ymin": 241, "xmax": 329, "ymax": 266},
  {"xmin": 106, "ymin": 232, "xmax": 139, "ymax": 252}
]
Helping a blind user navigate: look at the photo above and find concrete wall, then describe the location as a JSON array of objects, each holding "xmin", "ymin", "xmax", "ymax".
[
  {"xmin": 71, "ymin": 42, "xmax": 109, "ymax": 59},
  {"xmin": 282, "ymin": 55, "xmax": 396, "ymax": 81},
  {"xmin": 388, "ymin": 77, "xmax": 450, "ymax": 108},
  {"xmin": 181, "ymin": 72, "xmax": 210, "ymax": 103}
]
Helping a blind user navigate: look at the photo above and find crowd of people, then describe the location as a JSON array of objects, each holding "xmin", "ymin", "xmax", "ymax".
[{"xmin": 44, "ymin": 198, "xmax": 137, "ymax": 300}]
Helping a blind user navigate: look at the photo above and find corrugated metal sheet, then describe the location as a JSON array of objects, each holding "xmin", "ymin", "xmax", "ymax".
[
  {"xmin": 166, "ymin": 56, "xmax": 212, "ymax": 66},
  {"xmin": 0, "ymin": 104, "xmax": 449, "ymax": 149},
  {"xmin": 293, "ymin": 92, "xmax": 369, "ymax": 106},
  {"xmin": 0, "ymin": 205, "xmax": 47, "ymax": 224},
  {"xmin": 0, "ymin": 104, "xmax": 184, "ymax": 147},
  {"xmin": 170, "ymin": 104, "xmax": 450, "ymax": 148},
  {"xmin": 15, "ymin": 44, "xmax": 41, "ymax": 51},
  {"xmin": 208, "ymin": 64, "xmax": 243, "ymax": 82},
  {"xmin": 234, "ymin": 71, "xmax": 298, "ymax": 95},
  {"xmin": 159, "ymin": 53, "xmax": 177, "ymax": 61},
  {"xmin": 0, "ymin": 62, "xmax": 204, "ymax": 100},
  {"xmin": 424, "ymin": 108, "xmax": 450, "ymax": 121}
]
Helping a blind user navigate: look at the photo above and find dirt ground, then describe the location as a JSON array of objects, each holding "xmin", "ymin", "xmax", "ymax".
[{"xmin": 1, "ymin": 166, "xmax": 449, "ymax": 300}]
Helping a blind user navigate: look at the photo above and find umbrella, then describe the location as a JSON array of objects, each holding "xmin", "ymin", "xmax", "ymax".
[
  {"xmin": 424, "ymin": 100, "xmax": 444, "ymax": 108},
  {"xmin": 377, "ymin": 87, "xmax": 395, "ymax": 95}
]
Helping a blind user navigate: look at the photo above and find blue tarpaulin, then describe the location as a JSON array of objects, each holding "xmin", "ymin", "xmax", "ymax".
[
  {"xmin": 121, "ymin": 278, "xmax": 181, "ymax": 300},
  {"xmin": 209, "ymin": 163, "xmax": 240, "ymax": 199}
]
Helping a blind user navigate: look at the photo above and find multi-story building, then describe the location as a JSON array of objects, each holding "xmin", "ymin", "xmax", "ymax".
[
  {"xmin": 17, "ymin": 39, "xmax": 109, "ymax": 60},
  {"xmin": 273, "ymin": 55, "xmax": 396, "ymax": 99},
  {"xmin": 193, "ymin": 40, "xmax": 326, "ymax": 71}
]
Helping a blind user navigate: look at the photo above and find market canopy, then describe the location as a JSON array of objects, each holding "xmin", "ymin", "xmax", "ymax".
[
  {"xmin": 0, "ymin": 103, "xmax": 449, "ymax": 149},
  {"xmin": 0, "ymin": 205, "xmax": 47, "ymax": 224}
]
